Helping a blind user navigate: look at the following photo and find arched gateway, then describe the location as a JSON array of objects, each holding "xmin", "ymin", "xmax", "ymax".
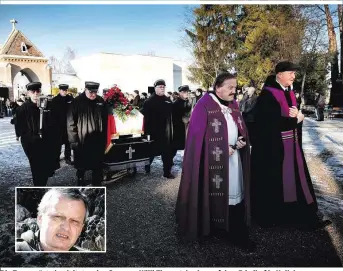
[{"xmin": 0, "ymin": 19, "xmax": 52, "ymax": 101}]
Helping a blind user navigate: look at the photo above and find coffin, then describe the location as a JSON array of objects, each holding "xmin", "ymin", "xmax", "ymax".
[{"xmin": 104, "ymin": 137, "xmax": 153, "ymax": 171}]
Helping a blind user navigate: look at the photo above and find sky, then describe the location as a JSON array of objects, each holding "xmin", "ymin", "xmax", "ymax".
[{"xmin": 0, "ymin": 5, "xmax": 198, "ymax": 62}]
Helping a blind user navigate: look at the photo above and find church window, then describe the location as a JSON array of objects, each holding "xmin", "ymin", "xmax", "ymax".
[{"xmin": 21, "ymin": 42, "xmax": 28, "ymax": 53}]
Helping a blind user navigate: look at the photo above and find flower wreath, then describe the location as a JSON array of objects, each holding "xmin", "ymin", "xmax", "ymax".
[{"xmin": 103, "ymin": 85, "xmax": 138, "ymax": 122}]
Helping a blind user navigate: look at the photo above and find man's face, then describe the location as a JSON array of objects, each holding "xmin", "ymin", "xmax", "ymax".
[
  {"xmin": 247, "ymin": 87, "xmax": 255, "ymax": 97},
  {"xmin": 85, "ymin": 89, "xmax": 98, "ymax": 100},
  {"xmin": 28, "ymin": 90, "xmax": 41, "ymax": 103},
  {"xmin": 38, "ymin": 196, "xmax": 86, "ymax": 251},
  {"xmin": 277, "ymin": 71, "xmax": 296, "ymax": 87},
  {"xmin": 215, "ymin": 78, "xmax": 237, "ymax": 102},
  {"xmin": 59, "ymin": 89, "xmax": 68, "ymax": 97},
  {"xmin": 155, "ymin": 85, "xmax": 165, "ymax": 96},
  {"xmin": 179, "ymin": 91, "xmax": 189, "ymax": 100}
]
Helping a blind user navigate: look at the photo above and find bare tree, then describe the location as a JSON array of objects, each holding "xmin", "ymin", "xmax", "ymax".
[
  {"xmin": 48, "ymin": 55, "xmax": 63, "ymax": 73},
  {"xmin": 61, "ymin": 46, "xmax": 76, "ymax": 74}
]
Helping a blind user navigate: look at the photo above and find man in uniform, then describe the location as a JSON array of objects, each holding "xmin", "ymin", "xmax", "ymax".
[
  {"xmin": 176, "ymin": 72, "xmax": 254, "ymax": 251},
  {"xmin": 15, "ymin": 82, "xmax": 55, "ymax": 186},
  {"xmin": 16, "ymin": 188, "xmax": 88, "ymax": 251},
  {"xmin": 251, "ymin": 61, "xmax": 330, "ymax": 229},
  {"xmin": 67, "ymin": 81, "xmax": 108, "ymax": 186},
  {"xmin": 141, "ymin": 79, "xmax": 174, "ymax": 179},
  {"xmin": 171, "ymin": 85, "xmax": 192, "ymax": 162},
  {"xmin": 51, "ymin": 84, "xmax": 74, "ymax": 166}
]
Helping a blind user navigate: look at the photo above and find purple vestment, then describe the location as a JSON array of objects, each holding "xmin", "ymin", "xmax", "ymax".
[
  {"xmin": 175, "ymin": 93, "xmax": 251, "ymax": 239},
  {"xmin": 265, "ymin": 87, "xmax": 314, "ymax": 204}
]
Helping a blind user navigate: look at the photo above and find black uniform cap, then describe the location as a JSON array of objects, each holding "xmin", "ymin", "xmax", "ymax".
[
  {"xmin": 85, "ymin": 81, "xmax": 100, "ymax": 92},
  {"xmin": 154, "ymin": 79, "xmax": 166, "ymax": 87},
  {"xmin": 26, "ymin": 82, "xmax": 42, "ymax": 91},
  {"xmin": 275, "ymin": 61, "xmax": 300, "ymax": 74},
  {"xmin": 178, "ymin": 85, "xmax": 190, "ymax": 92},
  {"xmin": 59, "ymin": 84, "xmax": 69, "ymax": 90}
]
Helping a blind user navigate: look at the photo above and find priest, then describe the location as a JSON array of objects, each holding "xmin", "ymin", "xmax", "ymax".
[
  {"xmin": 67, "ymin": 81, "xmax": 108, "ymax": 186},
  {"xmin": 176, "ymin": 72, "xmax": 254, "ymax": 251},
  {"xmin": 251, "ymin": 61, "xmax": 330, "ymax": 229}
]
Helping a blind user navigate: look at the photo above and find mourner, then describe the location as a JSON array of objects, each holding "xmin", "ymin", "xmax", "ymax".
[
  {"xmin": 171, "ymin": 85, "xmax": 192, "ymax": 161},
  {"xmin": 315, "ymin": 92, "xmax": 325, "ymax": 121},
  {"xmin": 195, "ymin": 88, "xmax": 203, "ymax": 103},
  {"xmin": 67, "ymin": 81, "xmax": 108, "ymax": 186},
  {"xmin": 132, "ymin": 90, "xmax": 140, "ymax": 106},
  {"xmin": 251, "ymin": 61, "xmax": 331, "ymax": 229},
  {"xmin": 239, "ymin": 87, "xmax": 258, "ymax": 146},
  {"xmin": 141, "ymin": 79, "xmax": 174, "ymax": 179},
  {"xmin": 176, "ymin": 72, "xmax": 255, "ymax": 252},
  {"xmin": 51, "ymin": 84, "xmax": 74, "ymax": 166},
  {"xmin": 15, "ymin": 82, "xmax": 55, "ymax": 186},
  {"xmin": 16, "ymin": 188, "xmax": 87, "ymax": 252}
]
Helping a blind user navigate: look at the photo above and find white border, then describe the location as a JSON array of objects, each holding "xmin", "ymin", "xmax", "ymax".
[
  {"xmin": 15, "ymin": 186, "xmax": 107, "ymax": 253},
  {"xmin": 1, "ymin": 1, "xmax": 343, "ymax": 4}
]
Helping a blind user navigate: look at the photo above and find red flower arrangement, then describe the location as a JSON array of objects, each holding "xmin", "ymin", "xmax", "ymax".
[{"xmin": 103, "ymin": 85, "xmax": 137, "ymax": 121}]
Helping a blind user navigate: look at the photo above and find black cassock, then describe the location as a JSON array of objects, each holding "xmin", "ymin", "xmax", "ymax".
[
  {"xmin": 141, "ymin": 93, "xmax": 173, "ymax": 174},
  {"xmin": 50, "ymin": 94, "xmax": 74, "ymax": 165},
  {"xmin": 15, "ymin": 100, "xmax": 55, "ymax": 186},
  {"xmin": 171, "ymin": 98, "xmax": 192, "ymax": 151},
  {"xmin": 67, "ymin": 92, "xmax": 108, "ymax": 170},
  {"xmin": 251, "ymin": 79, "xmax": 318, "ymax": 226}
]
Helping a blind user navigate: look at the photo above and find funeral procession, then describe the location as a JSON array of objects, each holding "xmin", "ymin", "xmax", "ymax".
[{"xmin": 1, "ymin": 4, "xmax": 343, "ymax": 266}]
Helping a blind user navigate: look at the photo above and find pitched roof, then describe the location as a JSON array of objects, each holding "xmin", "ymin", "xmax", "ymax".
[{"xmin": 0, "ymin": 29, "xmax": 44, "ymax": 57}]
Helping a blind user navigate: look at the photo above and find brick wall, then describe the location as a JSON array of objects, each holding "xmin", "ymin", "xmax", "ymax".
[{"xmin": 4, "ymin": 32, "xmax": 43, "ymax": 57}]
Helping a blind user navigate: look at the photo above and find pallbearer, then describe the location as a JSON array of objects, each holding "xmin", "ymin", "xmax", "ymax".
[
  {"xmin": 141, "ymin": 79, "xmax": 174, "ymax": 179},
  {"xmin": 176, "ymin": 72, "xmax": 255, "ymax": 252},
  {"xmin": 67, "ymin": 81, "xmax": 108, "ymax": 186},
  {"xmin": 51, "ymin": 84, "xmax": 74, "ymax": 166},
  {"xmin": 15, "ymin": 82, "xmax": 55, "ymax": 186}
]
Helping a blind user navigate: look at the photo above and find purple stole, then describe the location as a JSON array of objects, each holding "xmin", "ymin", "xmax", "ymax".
[
  {"xmin": 265, "ymin": 87, "xmax": 314, "ymax": 204},
  {"xmin": 205, "ymin": 98, "xmax": 248, "ymax": 229}
]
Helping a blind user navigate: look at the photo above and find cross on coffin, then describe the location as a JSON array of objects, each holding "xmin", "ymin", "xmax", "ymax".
[
  {"xmin": 125, "ymin": 146, "xmax": 135, "ymax": 159},
  {"xmin": 212, "ymin": 175, "xmax": 223, "ymax": 189},
  {"xmin": 212, "ymin": 146, "xmax": 223, "ymax": 162},
  {"xmin": 211, "ymin": 118, "xmax": 221, "ymax": 133}
]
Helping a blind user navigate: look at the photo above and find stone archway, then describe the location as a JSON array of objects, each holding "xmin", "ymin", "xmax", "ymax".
[{"xmin": 12, "ymin": 68, "xmax": 40, "ymax": 100}]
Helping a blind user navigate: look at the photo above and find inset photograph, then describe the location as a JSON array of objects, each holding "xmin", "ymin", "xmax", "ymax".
[{"xmin": 15, "ymin": 187, "xmax": 106, "ymax": 253}]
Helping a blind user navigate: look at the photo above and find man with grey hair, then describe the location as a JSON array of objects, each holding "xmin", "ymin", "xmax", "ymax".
[
  {"xmin": 251, "ymin": 61, "xmax": 330, "ymax": 229},
  {"xmin": 16, "ymin": 188, "xmax": 88, "ymax": 252}
]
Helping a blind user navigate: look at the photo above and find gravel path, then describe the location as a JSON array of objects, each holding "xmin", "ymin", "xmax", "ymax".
[{"xmin": 0, "ymin": 117, "xmax": 342, "ymax": 267}]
